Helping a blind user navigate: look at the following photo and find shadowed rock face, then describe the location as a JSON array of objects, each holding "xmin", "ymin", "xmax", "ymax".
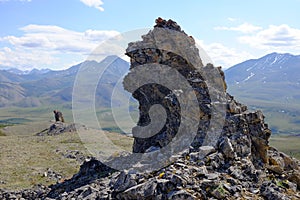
[
  {"xmin": 1, "ymin": 18, "xmax": 299, "ymax": 200},
  {"xmin": 36, "ymin": 122, "xmax": 87, "ymax": 136},
  {"xmin": 123, "ymin": 21, "xmax": 217, "ymax": 154},
  {"xmin": 124, "ymin": 17, "xmax": 271, "ymax": 167}
]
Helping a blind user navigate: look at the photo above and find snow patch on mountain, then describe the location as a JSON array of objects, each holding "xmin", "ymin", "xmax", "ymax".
[{"xmin": 243, "ymin": 72, "xmax": 255, "ymax": 82}]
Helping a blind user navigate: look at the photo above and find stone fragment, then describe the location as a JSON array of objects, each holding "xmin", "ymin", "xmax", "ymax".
[
  {"xmin": 219, "ymin": 137, "xmax": 236, "ymax": 159},
  {"xmin": 260, "ymin": 182, "xmax": 291, "ymax": 200},
  {"xmin": 288, "ymin": 171, "xmax": 300, "ymax": 190},
  {"xmin": 113, "ymin": 171, "xmax": 137, "ymax": 193},
  {"xmin": 190, "ymin": 146, "xmax": 216, "ymax": 161},
  {"xmin": 205, "ymin": 173, "xmax": 219, "ymax": 180},
  {"xmin": 116, "ymin": 180, "xmax": 156, "ymax": 200},
  {"xmin": 167, "ymin": 190, "xmax": 196, "ymax": 200},
  {"xmin": 267, "ymin": 165, "xmax": 284, "ymax": 175}
]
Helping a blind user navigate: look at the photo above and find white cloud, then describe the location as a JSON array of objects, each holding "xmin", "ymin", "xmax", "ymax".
[
  {"xmin": 80, "ymin": 0, "xmax": 104, "ymax": 11},
  {"xmin": 227, "ymin": 17, "xmax": 238, "ymax": 22},
  {"xmin": 3, "ymin": 24, "xmax": 119, "ymax": 53},
  {"xmin": 0, "ymin": 47, "xmax": 56, "ymax": 69},
  {"xmin": 215, "ymin": 23, "xmax": 262, "ymax": 34},
  {"xmin": 211, "ymin": 23, "xmax": 300, "ymax": 64},
  {"xmin": 196, "ymin": 39, "xmax": 255, "ymax": 69},
  {"xmin": 84, "ymin": 29, "xmax": 121, "ymax": 41},
  {"xmin": 238, "ymin": 24, "xmax": 300, "ymax": 52},
  {"xmin": 0, "ymin": 24, "xmax": 119, "ymax": 70}
]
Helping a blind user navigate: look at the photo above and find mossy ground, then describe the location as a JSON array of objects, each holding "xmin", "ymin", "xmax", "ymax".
[
  {"xmin": 269, "ymin": 135, "xmax": 300, "ymax": 160},
  {"xmin": 0, "ymin": 122, "xmax": 133, "ymax": 190}
]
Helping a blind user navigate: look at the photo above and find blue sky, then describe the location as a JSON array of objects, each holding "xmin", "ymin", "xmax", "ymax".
[{"xmin": 0, "ymin": 0, "xmax": 300, "ymax": 70}]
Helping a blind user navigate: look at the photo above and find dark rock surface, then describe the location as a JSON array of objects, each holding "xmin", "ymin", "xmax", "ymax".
[
  {"xmin": 36, "ymin": 122, "xmax": 86, "ymax": 136},
  {"xmin": 1, "ymin": 18, "xmax": 299, "ymax": 200}
]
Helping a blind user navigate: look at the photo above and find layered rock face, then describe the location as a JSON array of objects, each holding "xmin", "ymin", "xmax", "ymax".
[
  {"xmin": 124, "ymin": 17, "xmax": 271, "ymax": 166},
  {"xmin": 1, "ymin": 18, "xmax": 299, "ymax": 200},
  {"xmin": 101, "ymin": 17, "xmax": 298, "ymax": 199}
]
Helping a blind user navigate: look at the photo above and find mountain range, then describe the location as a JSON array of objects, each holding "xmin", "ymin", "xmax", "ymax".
[
  {"xmin": 0, "ymin": 52, "xmax": 299, "ymax": 134},
  {"xmin": 0, "ymin": 55, "xmax": 130, "ymax": 108},
  {"xmin": 225, "ymin": 52, "xmax": 300, "ymax": 134}
]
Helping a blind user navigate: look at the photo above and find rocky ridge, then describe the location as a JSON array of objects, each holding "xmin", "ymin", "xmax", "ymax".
[
  {"xmin": 36, "ymin": 122, "xmax": 87, "ymax": 136},
  {"xmin": 1, "ymin": 18, "xmax": 300, "ymax": 199}
]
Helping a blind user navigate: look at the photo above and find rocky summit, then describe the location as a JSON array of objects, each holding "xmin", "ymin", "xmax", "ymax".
[
  {"xmin": 36, "ymin": 122, "xmax": 81, "ymax": 136},
  {"xmin": 1, "ymin": 18, "xmax": 300, "ymax": 200}
]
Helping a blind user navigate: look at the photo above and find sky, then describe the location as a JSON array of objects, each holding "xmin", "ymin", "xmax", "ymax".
[{"xmin": 0, "ymin": 0, "xmax": 300, "ymax": 70}]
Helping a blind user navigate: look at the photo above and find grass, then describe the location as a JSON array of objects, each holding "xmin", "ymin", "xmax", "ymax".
[
  {"xmin": 0, "ymin": 121, "xmax": 133, "ymax": 190},
  {"xmin": 269, "ymin": 135, "xmax": 300, "ymax": 160},
  {"xmin": 0, "ymin": 105, "xmax": 139, "ymax": 134},
  {"xmin": 228, "ymin": 86, "xmax": 300, "ymax": 135},
  {"xmin": 0, "ymin": 106, "xmax": 135, "ymax": 189},
  {"xmin": 0, "ymin": 124, "xmax": 8, "ymax": 136},
  {"xmin": 0, "ymin": 132, "xmax": 85, "ymax": 189},
  {"xmin": 0, "ymin": 105, "xmax": 75, "ymax": 123},
  {"xmin": 0, "ymin": 130, "xmax": 6, "ymax": 136},
  {"xmin": 96, "ymin": 106, "xmax": 138, "ymax": 134}
]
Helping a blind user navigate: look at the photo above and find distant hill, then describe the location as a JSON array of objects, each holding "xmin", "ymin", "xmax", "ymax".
[
  {"xmin": 1, "ymin": 53, "xmax": 299, "ymax": 135},
  {"xmin": 225, "ymin": 52, "xmax": 300, "ymax": 134},
  {"xmin": 5, "ymin": 68, "xmax": 51, "ymax": 75},
  {"xmin": 0, "ymin": 56, "xmax": 130, "ymax": 108}
]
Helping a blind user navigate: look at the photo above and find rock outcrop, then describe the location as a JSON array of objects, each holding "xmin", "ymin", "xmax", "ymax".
[
  {"xmin": 1, "ymin": 18, "xmax": 299, "ymax": 200},
  {"xmin": 36, "ymin": 122, "xmax": 86, "ymax": 136},
  {"xmin": 123, "ymin": 17, "xmax": 271, "ymax": 168}
]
